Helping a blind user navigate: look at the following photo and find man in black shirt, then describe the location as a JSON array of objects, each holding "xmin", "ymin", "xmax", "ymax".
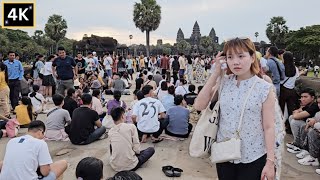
[
  {"xmin": 52, "ymin": 47, "xmax": 77, "ymax": 96},
  {"xmin": 68, "ymin": 94, "xmax": 106, "ymax": 145},
  {"xmin": 135, "ymin": 73, "xmax": 144, "ymax": 90},
  {"xmin": 287, "ymin": 88, "xmax": 320, "ymax": 153},
  {"xmin": 184, "ymin": 84, "xmax": 198, "ymax": 106},
  {"xmin": 75, "ymin": 53, "xmax": 87, "ymax": 78},
  {"xmin": 62, "ymin": 88, "xmax": 78, "ymax": 118}
]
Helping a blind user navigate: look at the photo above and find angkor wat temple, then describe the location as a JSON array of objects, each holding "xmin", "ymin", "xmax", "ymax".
[{"xmin": 176, "ymin": 21, "xmax": 219, "ymax": 53}]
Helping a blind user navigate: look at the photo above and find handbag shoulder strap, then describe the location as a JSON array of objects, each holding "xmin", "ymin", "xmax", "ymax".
[
  {"xmin": 281, "ymin": 77, "xmax": 290, "ymax": 85},
  {"xmin": 237, "ymin": 77, "xmax": 258, "ymax": 136},
  {"xmin": 47, "ymin": 108, "xmax": 59, "ymax": 117}
]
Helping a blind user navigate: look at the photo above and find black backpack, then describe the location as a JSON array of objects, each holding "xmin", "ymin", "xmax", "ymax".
[{"xmin": 172, "ymin": 60, "xmax": 180, "ymax": 71}]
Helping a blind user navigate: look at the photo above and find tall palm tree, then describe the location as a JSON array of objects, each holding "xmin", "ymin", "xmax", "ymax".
[
  {"xmin": 133, "ymin": 0, "xmax": 161, "ymax": 57},
  {"xmin": 44, "ymin": 14, "xmax": 67, "ymax": 51},
  {"xmin": 254, "ymin": 32, "xmax": 259, "ymax": 42}
]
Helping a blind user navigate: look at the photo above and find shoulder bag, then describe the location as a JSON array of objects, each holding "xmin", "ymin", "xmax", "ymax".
[
  {"xmin": 210, "ymin": 78, "xmax": 258, "ymax": 163},
  {"xmin": 189, "ymin": 75, "xmax": 223, "ymax": 157}
]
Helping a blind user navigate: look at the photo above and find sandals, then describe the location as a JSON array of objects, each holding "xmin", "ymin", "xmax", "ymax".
[
  {"xmin": 152, "ymin": 138, "xmax": 163, "ymax": 143},
  {"xmin": 162, "ymin": 165, "xmax": 183, "ymax": 177}
]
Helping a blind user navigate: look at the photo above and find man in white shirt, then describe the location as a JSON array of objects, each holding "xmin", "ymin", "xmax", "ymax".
[
  {"xmin": 0, "ymin": 120, "xmax": 67, "ymax": 180},
  {"xmin": 85, "ymin": 52, "xmax": 96, "ymax": 73},
  {"xmin": 175, "ymin": 79, "xmax": 189, "ymax": 96},
  {"xmin": 103, "ymin": 52, "xmax": 113, "ymax": 78},
  {"xmin": 178, "ymin": 53, "xmax": 186, "ymax": 77},
  {"xmin": 108, "ymin": 107, "xmax": 155, "ymax": 172},
  {"xmin": 132, "ymin": 85, "xmax": 167, "ymax": 143}
]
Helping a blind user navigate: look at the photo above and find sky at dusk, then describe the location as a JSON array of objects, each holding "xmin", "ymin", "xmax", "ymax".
[{"xmin": 1, "ymin": 0, "xmax": 320, "ymax": 45}]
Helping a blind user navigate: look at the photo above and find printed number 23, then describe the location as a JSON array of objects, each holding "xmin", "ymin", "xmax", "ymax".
[{"xmin": 140, "ymin": 101, "xmax": 156, "ymax": 118}]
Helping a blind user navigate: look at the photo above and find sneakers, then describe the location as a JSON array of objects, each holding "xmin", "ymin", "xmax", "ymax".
[
  {"xmin": 286, "ymin": 142, "xmax": 296, "ymax": 149},
  {"xmin": 298, "ymin": 155, "xmax": 319, "ymax": 166},
  {"xmin": 99, "ymin": 132, "xmax": 108, "ymax": 140},
  {"xmin": 287, "ymin": 146, "xmax": 301, "ymax": 154},
  {"xmin": 296, "ymin": 150, "xmax": 310, "ymax": 159},
  {"xmin": 316, "ymin": 169, "xmax": 320, "ymax": 175}
]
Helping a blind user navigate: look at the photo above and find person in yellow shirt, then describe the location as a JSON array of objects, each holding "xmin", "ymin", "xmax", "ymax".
[
  {"xmin": 15, "ymin": 96, "xmax": 34, "ymax": 127},
  {"xmin": 139, "ymin": 55, "xmax": 145, "ymax": 70},
  {"xmin": 0, "ymin": 62, "xmax": 10, "ymax": 117}
]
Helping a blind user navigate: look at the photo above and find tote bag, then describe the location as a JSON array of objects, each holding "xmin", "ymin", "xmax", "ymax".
[{"xmin": 189, "ymin": 77, "xmax": 222, "ymax": 157}]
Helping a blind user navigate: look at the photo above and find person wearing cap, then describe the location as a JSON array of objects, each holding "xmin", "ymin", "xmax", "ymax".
[{"xmin": 92, "ymin": 51, "xmax": 99, "ymax": 72}]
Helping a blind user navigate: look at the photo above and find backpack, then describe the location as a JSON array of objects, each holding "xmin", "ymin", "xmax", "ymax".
[
  {"xmin": 172, "ymin": 60, "xmax": 180, "ymax": 71},
  {"xmin": 270, "ymin": 58, "xmax": 285, "ymax": 80}
]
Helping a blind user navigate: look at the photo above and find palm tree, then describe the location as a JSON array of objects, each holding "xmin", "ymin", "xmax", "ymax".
[
  {"xmin": 44, "ymin": 14, "xmax": 68, "ymax": 51},
  {"xmin": 133, "ymin": 0, "xmax": 161, "ymax": 57},
  {"xmin": 254, "ymin": 32, "xmax": 259, "ymax": 42},
  {"xmin": 266, "ymin": 16, "xmax": 288, "ymax": 46}
]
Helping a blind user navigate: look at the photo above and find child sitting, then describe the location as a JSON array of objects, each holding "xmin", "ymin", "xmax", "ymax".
[
  {"xmin": 15, "ymin": 96, "xmax": 34, "ymax": 128},
  {"xmin": 108, "ymin": 107, "xmax": 155, "ymax": 172},
  {"xmin": 28, "ymin": 85, "xmax": 46, "ymax": 113}
]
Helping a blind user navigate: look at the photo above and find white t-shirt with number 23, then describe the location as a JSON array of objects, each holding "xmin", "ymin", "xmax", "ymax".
[{"xmin": 132, "ymin": 97, "xmax": 166, "ymax": 133}]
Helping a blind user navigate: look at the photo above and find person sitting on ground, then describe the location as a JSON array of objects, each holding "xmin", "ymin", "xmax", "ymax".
[
  {"xmin": 293, "ymin": 110, "xmax": 320, "ymax": 169},
  {"xmin": 15, "ymin": 96, "xmax": 34, "ymax": 128},
  {"xmin": 132, "ymin": 85, "xmax": 166, "ymax": 143},
  {"xmin": 90, "ymin": 74, "xmax": 102, "ymax": 90},
  {"xmin": 109, "ymin": 107, "xmax": 155, "ymax": 171},
  {"xmin": 155, "ymin": 81, "xmax": 169, "ymax": 100},
  {"xmin": 62, "ymin": 88, "xmax": 79, "ymax": 118},
  {"xmin": 153, "ymin": 71, "xmax": 163, "ymax": 87},
  {"xmin": 111, "ymin": 73, "xmax": 130, "ymax": 95},
  {"xmin": 121, "ymin": 72, "xmax": 132, "ymax": 89},
  {"xmin": 287, "ymin": 88, "xmax": 320, "ymax": 154},
  {"xmin": 68, "ymin": 93, "xmax": 107, "ymax": 145},
  {"xmin": 107, "ymin": 90, "xmax": 127, "ymax": 115},
  {"xmin": 44, "ymin": 94, "xmax": 71, "ymax": 141},
  {"xmin": 165, "ymin": 95, "xmax": 192, "ymax": 138},
  {"xmin": 0, "ymin": 120, "xmax": 68, "ymax": 180},
  {"xmin": 160, "ymin": 85, "xmax": 175, "ymax": 111},
  {"xmin": 0, "ymin": 114, "xmax": 9, "ymax": 139},
  {"xmin": 184, "ymin": 84, "xmax": 198, "ymax": 106},
  {"xmin": 107, "ymin": 171, "xmax": 142, "ymax": 180},
  {"xmin": 91, "ymin": 89, "xmax": 106, "ymax": 119},
  {"xmin": 143, "ymin": 75, "xmax": 157, "ymax": 90},
  {"xmin": 28, "ymin": 85, "xmax": 47, "ymax": 114},
  {"xmin": 135, "ymin": 73, "xmax": 144, "ymax": 90},
  {"xmin": 175, "ymin": 79, "xmax": 189, "ymax": 96},
  {"xmin": 76, "ymin": 157, "xmax": 104, "ymax": 180}
]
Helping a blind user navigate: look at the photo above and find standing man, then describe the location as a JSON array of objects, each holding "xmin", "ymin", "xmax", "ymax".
[
  {"xmin": 103, "ymin": 52, "xmax": 113, "ymax": 78},
  {"xmin": 126, "ymin": 55, "xmax": 134, "ymax": 80},
  {"xmin": 160, "ymin": 53, "xmax": 169, "ymax": 75},
  {"xmin": 75, "ymin": 53, "xmax": 87, "ymax": 79},
  {"xmin": 4, "ymin": 51, "xmax": 24, "ymax": 110},
  {"xmin": 52, "ymin": 47, "xmax": 77, "ymax": 96},
  {"xmin": 178, "ymin": 53, "xmax": 186, "ymax": 77},
  {"xmin": 266, "ymin": 46, "xmax": 285, "ymax": 97}
]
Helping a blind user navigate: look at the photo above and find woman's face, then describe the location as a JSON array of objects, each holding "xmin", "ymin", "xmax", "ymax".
[{"xmin": 226, "ymin": 50, "xmax": 253, "ymax": 77}]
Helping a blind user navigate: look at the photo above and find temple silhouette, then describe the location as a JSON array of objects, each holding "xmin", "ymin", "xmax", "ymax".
[{"xmin": 176, "ymin": 21, "xmax": 219, "ymax": 54}]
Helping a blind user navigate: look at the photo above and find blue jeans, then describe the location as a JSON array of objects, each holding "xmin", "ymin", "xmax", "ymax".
[
  {"xmin": 80, "ymin": 126, "xmax": 106, "ymax": 145},
  {"xmin": 131, "ymin": 147, "xmax": 155, "ymax": 171},
  {"xmin": 105, "ymin": 69, "xmax": 112, "ymax": 78}
]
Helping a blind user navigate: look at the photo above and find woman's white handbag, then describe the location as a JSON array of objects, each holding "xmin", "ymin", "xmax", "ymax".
[
  {"xmin": 210, "ymin": 78, "xmax": 257, "ymax": 163},
  {"xmin": 189, "ymin": 77, "xmax": 222, "ymax": 157}
]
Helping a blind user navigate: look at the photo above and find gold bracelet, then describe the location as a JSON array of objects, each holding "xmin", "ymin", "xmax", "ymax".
[{"xmin": 266, "ymin": 157, "xmax": 275, "ymax": 163}]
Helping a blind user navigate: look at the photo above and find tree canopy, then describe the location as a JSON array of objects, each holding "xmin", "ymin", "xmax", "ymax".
[
  {"xmin": 285, "ymin": 25, "xmax": 320, "ymax": 59},
  {"xmin": 266, "ymin": 16, "xmax": 289, "ymax": 47}
]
